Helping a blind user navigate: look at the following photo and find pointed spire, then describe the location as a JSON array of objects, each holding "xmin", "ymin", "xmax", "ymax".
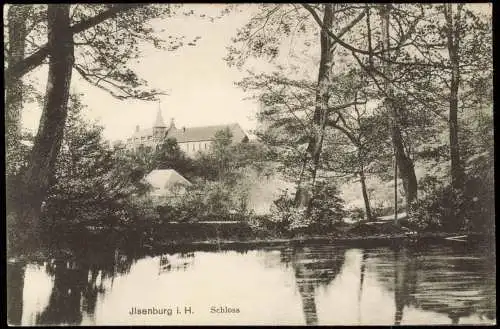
[{"xmin": 153, "ymin": 100, "xmax": 166, "ymax": 128}]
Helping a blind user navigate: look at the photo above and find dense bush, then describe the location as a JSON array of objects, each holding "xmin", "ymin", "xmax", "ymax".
[
  {"xmin": 308, "ymin": 180, "xmax": 347, "ymax": 230},
  {"xmin": 155, "ymin": 178, "xmax": 254, "ymax": 223},
  {"xmin": 123, "ymin": 195, "xmax": 161, "ymax": 226},
  {"xmin": 347, "ymin": 207, "xmax": 366, "ymax": 222},
  {"xmin": 268, "ymin": 189, "xmax": 296, "ymax": 232},
  {"xmin": 39, "ymin": 95, "xmax": 151, "ymax": 231},
  {"xmin": 370, "ymin": 199, "xmax": 405, "ymax": 218},
  {"xmin": 411, "ymin": 155, "xmax": 494, "ymax": 234},
  {"xmin": 157, "ymin": 187, "xmax": 206, "ymax": 222},
  {"xmin": 267, "ymin": 180, "xmax": 346, "ymax": 234},
  {"xmin": 462, "ymin": 149, "xmax": 494, "ymax": 234},
  {"xmin": 410, "ymin": 107, "xmax": 494, "ymax": 234},
  {"xmin": 410, "ymin": 176, "xmax": 457, "ymax": 232}
]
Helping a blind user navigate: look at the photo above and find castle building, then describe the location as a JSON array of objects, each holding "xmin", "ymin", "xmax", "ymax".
[{"xmin": 126, "ymin": 106, "xmax": 249, "ymax": 157}]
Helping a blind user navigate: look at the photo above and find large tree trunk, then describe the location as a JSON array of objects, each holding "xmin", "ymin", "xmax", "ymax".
[
  {"xmin": 295, "ymin": 4, "xmax": 334, "ymax": 214},
  {"xmin": 5, "ymin": 5, "xmax": 31, "ymax": 152},
  {"xmin": 6, "ymin": 4, "xmax": 142, "ymax": 82},
  {"xmin": 392, "ymin": 118, "xmax": 418, "ymax": 213},
  {"xmin": 12, "ymin": 5, "xmax": 74, "ymax": 251},
  {"xmin": 444, "ymin": 4, "xmax": 464, "ymax": 193}
]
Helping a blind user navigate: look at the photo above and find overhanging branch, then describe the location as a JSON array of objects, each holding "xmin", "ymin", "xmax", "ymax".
[{"xmin": 6, "ymin": 4, "xmax": 143, "ymax": 81}]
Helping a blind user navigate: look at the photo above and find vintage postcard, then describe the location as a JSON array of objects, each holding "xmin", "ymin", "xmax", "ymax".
[{"xmin": 5, "ymin": 3, "xmax": 495, "ymax": 326}]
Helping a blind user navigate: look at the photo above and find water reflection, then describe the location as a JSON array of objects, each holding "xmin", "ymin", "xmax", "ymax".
[
  {"xmin": 280, "ymin": 245, "xmax": 345, "ymax": 325},
  {"xmin": 8, "ymin": 242, "xmax": 496, "ymax": 325},
  {"xmin": 18, "ymin": 246, "xmax": 137, "ymax": 325},
  {"xmin": 366, "ymin": 245, "xmax": 496, "ymax": 325},
  {"xmin": 7, "ymin": 261, "xmax": 24, "ymax": 325},
  {"xmin": 37, "ymin": 259, "xmax": 90, "ymax": 324},
  {"xmin": 357, "ymin": 250, "xmax": 368, "ymax": 324},
  {"xmin": 158, "ymin": 252, "xmax": 195, "ymax": 274},
  {"xmin": 393, "ymin": 247, "xmax": 418, "ymax": 325}
]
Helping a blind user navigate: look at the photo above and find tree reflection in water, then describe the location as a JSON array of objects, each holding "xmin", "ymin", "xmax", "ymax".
[
  {"xmin": 393, "ymin": 247, "xmax": 418, "ymax": 325},
  {"xmin": 281, "ymin": 245, "xmax": 346, "ymax": 325},
  {"xmin": 33, "ymin": 245, "xmax": 137, "ymax": 325},
  {"xmin": 357, "ymin": 249, "xmax": 368, "ymax": 324},
  {"xmin": 37, "ymin": 259, "xmax": 87, "ymax": 324},
  {"xmin": 7, "ymin": 261, "xmax": 25, "ymax": 325},
  {"xmin": 10, "ymin": 240, "xmax": 496, "ymax": 325},
  {"xmin": 369, "ymin": 244, "xmax": 496, "ymax": 325},
  {"xmin": 407, "ymin": 245, "xmax": 496, "ymax": 324},
  {"xmin": 158, "ymin": 252, "xmax": 195, "ymax": 274}
]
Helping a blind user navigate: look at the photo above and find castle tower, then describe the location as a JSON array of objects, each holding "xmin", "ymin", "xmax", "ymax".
[
  {"xmin": 169, "ymin": 118, "xmax": 176, "ymax": 130},
  {"xmin": 153, "ymin": 100, "xmax": 167, "ymax": 138}
]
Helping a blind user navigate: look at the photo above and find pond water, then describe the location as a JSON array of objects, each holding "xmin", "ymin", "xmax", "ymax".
[{"xmin": 7, "ymin": 241, "xmax": 496, "ymax": 326}]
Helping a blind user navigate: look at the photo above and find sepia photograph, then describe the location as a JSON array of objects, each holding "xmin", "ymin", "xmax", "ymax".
[{"xmin": 5, "ymin": 3, "xmax": 495, "ymax": 326}]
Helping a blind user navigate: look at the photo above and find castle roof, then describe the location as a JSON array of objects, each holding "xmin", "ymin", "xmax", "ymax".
[
  {"xmin": 167, "ymin": 123, "xmax": 248, "ymax": 143},
  {"xmin": 153, "ymin": 107, "xmax": 166, "ymax": 127},
  {"xmin": 130, "ymin": 128, "xmax": 155, "ymax": 140},
  {"xmin": 129, "ymin": 123, "xmax": 248, "ymax": 143}
]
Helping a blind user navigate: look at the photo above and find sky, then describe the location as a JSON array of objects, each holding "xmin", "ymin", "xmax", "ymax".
[
  {"xmin": 21, "ymin": 4, "xmax": 260, "ymax": 143},
  {"xmin": 19, "ymin": 3, "xmax": 491, "ymax": 143}
]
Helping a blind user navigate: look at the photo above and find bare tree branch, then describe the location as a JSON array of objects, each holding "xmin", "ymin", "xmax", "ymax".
[
  {"xmin": 74, "ymin": 63, "xmax": 164, "ymax": 101},
  {"xmin": 326, "ymin": 100, "xmax": 367, "ymax": 114},
  {"xmin": 302, "ymin": 3, "xmax": 373, "ymax": 55}
]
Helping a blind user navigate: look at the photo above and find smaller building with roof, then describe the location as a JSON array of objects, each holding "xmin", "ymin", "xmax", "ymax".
[{"xmin": 144, "ymin": 169, "xmax": 192, "ymax": 198}]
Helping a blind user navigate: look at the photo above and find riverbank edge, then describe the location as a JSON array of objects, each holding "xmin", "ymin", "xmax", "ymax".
[
  {"xmin": 142, "ymin": 231, "xmax": 495, "ymax": 256},
  {"xmin": 151, "ymin": 231, "xmax": 488, "ymax": 249},
  {"xmin": 8, "ymin": 231, "xmax": 493, "ymax": 263}
]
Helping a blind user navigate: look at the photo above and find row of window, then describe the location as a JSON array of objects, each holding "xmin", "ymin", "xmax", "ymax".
[
  {"xmin": 127, "ymin": 135, "xmax": 155, "ymax": 143},
  {"xmin": 134, "ymin": 142, "xmax": 211, "ymax": 152},
  {"xmin": 180, "ymin": 142, "xmax": 210, "ymax": 152},
  {"xmin": 131, "ymin": 140, "xmax": 213, "ymax": 154}
]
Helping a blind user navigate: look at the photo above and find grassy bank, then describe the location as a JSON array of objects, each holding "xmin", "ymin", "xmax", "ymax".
[{"xmin": 8, "ymin": 212, "xmax": 493, "ymax": 263}]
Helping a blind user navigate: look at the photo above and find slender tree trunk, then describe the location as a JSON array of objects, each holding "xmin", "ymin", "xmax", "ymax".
[
  {"xmin": 381, "ymin": 4, "xmax": 418, "ymax": 217},
  {"xmin": 444, "ymin": 4, "xmax": 464, "ymax": 193},
  {"xmin": 295, "ymin": 4, "xmax": 334, "ymax": 214},
  {"xmin": 14, "ymin": 4, "xmax": 74, "ymax": 251},
  {"xmin": 6, "ymin": 5, "xmax": 31, "ymax": 152},
  {"xmin": 359, "ymin": 168, "xmax": 373, "ymax": 221},
  {"xmin": 6, "ymin": 5, "xmax": 31, "ymax": 252},
  {"xmin": 381, "ymin": 4, "xmax": 398, "ymax": 221},
  {"xmin": 294, "ymin": 153, "xmax": 310, "ymax": 208}
]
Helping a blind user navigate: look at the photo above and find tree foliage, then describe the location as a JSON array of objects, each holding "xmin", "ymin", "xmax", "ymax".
[
  {"xmin": 43, "ymin": 94, "xmax": 150, "ymax": 227},
  {"xmin": 227, "ymin": 3, "xmax": 492, "ymax": 231},
  {"xmin": 5, "ymin": 4, "xmax": 223, "ymax": 250}
]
